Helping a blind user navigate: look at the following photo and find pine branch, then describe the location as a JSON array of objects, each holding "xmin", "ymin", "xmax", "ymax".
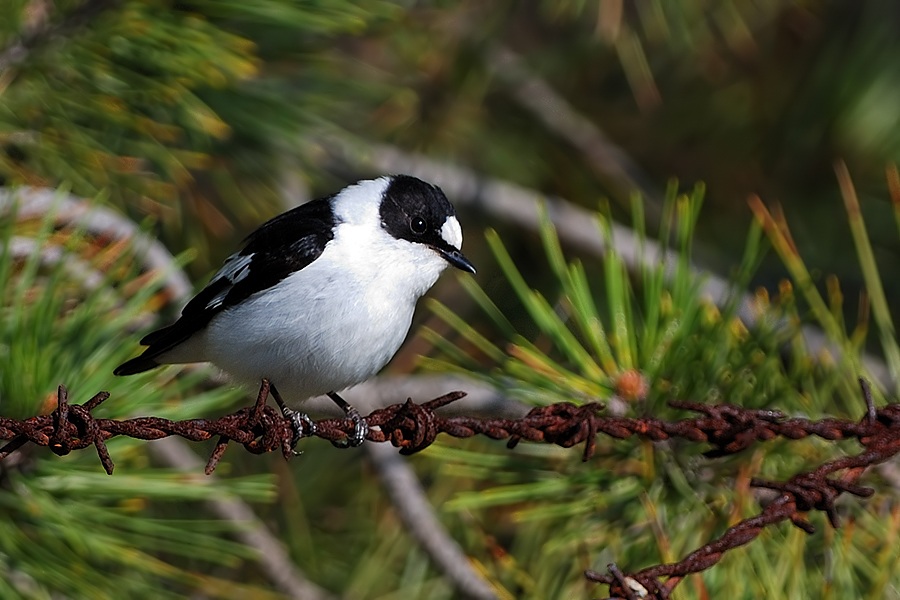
[
  {"xmin": 1, "ymin": 186, "xmax": 193, "ymax": 300},
  {"xmin": 148, "ymin": 438, "xmax": 338, "ymax": 600},
  {"xmin": 368, "ymin": 443, "xmax": 499, "ymax": 600},
  {"xmin": 485, "ymin": 45, "xmax": 662, "ymax": 221}
]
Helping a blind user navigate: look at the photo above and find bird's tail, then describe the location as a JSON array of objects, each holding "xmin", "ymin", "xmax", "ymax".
[
  {"xmin": 114, "ymin": 322, "xmax": 192, "ymax": 376},
  {"xmin": 114, "ymin": 355, "xmax": 160, "ymax": 376}
]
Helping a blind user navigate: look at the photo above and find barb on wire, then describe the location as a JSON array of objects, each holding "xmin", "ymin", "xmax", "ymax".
[
  {"xmin": 585, "ymin": 379, "xmax": 900, "ymax": 599},
  {"xmin": 1, "ymin": 378, "xmax": 898, "ymax": 598},
  {"xmin": 0, "ymin": 379, "xmax": 883, "ymax": 475}
]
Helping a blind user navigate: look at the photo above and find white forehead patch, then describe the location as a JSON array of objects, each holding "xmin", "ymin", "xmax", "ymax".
[{"xmin": 440, "ymin": 216, "xmax": 463, "ymax": 250}]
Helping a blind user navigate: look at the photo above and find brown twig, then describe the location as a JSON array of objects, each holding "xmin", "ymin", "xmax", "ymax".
[{"xmin": 1, "ymin": 379, "xmax": 897, "ymax": 598}]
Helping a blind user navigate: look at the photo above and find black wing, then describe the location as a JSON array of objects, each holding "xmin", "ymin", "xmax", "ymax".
[{"xmin": 114, "ymin": 196, "xmax": 337, "ymax": 375}]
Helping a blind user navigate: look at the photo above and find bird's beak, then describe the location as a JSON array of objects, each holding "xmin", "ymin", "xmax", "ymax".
[{"xmin": 438, "ymin": 247, "xmax": 476, "ymax": 274}]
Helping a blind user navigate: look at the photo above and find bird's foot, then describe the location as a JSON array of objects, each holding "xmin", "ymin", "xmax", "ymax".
[
  {"xmin": 268, "ymin": 382, "xmax": 317, "ymax": 455},
  {"xmin": 337, "ymin": 405, "xmax": 368, "ymax": 448},
  {"xmin": 282, "ymin": 406, "xmax": 317, "ymax": 454},
  {"xmin": 327, "ymin": 392, "xmax": 368, "ymax": 448}
]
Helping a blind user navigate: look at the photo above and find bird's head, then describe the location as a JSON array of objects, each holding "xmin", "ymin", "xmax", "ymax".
[{"xmin": 377, "ymin": 174, "xmax": 476, "ymax": 275}]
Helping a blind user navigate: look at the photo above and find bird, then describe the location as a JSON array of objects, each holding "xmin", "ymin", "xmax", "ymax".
[{"xmin": 115, "ymin": 174, "xmax": 475, "ymax": 446}]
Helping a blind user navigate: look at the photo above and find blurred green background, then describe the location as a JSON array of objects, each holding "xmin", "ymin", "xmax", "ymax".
[{"xmin": 2, "ymin": 1, "xmax": 900, "ymax": 599}]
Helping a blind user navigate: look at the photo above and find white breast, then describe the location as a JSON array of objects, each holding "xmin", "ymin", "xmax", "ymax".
[{"xmin": 197, "ymin": 216, "xmax": 450, "ymax": 404}]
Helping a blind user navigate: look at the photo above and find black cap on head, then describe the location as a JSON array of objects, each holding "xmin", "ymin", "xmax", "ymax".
[{"xmin": 379, "ymin": 175, "xmax": 475, "ymax": 273}]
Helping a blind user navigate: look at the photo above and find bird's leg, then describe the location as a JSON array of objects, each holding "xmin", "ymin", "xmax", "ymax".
[
  {"xmin": 327, "ymin": 391, "xmax": 368, "ymax": 447},
  {"xmin": 270, "ymin": 382, "xmax": 316, "ymax": 451}
]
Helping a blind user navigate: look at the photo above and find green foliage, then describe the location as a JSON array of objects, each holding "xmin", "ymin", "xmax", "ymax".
[
  {"xmin": 421, "ymin": 185, "xmax": 900, "ymax": 598},
  {"xmin": 751, "ymin": 163, "xmax": 900, "ymax": 399},
  {"xmin": 0, "ymin": 0, "xmax": 402, "ymax": 274},
  {"xmin": 425, "ymin": 185, "xmax": 856, "ymax": 413},
  {"xmin": 1, "ymin": 3, "xmax": 253, "ymax": 193},
  {"xmin": 3, "ymin": 3, "xmax": 900, "ymax": 598},
  {"xmin": 0, "ymin": 193, "xmax": 276, "ymax": 599}
]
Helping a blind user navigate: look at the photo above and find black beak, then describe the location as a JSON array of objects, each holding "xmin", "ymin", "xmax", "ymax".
[{"xmin": 438, "ymin": 247, "xmax": 476, "ymax": 274}]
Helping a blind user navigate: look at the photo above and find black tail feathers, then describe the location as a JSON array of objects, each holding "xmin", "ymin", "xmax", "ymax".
[{"xmin": 114, "ymin": 355, "xmax": 160, "ymax": 376}]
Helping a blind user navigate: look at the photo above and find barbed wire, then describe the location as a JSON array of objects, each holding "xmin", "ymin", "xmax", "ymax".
[
  {"xmin": 0, "ymin": 378, "xmax": 896, "ymax": 598},
  {"xmin": 588, "ymin": 380, "xmax": 899, "ymax": 599}
]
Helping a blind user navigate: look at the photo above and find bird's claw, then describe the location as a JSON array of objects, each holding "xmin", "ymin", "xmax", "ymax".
[
  {"xmin": 282, "ymin": 406, "xmax": 317, "ymax": 454},
  {"xmin": 281, "ymin": 403, "xmax": 367, "ymax": 450},
  {"xmin": 332, "ymin": 406, "xmax": 368, "ymax": 448}
]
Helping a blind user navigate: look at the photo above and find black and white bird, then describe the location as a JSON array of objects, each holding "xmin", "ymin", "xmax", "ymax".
[{"xmin": 115, "ymin": 175, "xmax": 475, "ymax": 446}]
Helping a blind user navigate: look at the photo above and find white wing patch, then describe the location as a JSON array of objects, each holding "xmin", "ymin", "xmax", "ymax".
[
  {"xmin": 440, "ymin": 216, "xmax": 463, "ymax": 250},
  {"xmin": 206, "ymin": 291, "xmax": 228, "ymax": 310},
  {"xmin": 206, "ymin": 253, "xmax": 253, "ymax": 309}
]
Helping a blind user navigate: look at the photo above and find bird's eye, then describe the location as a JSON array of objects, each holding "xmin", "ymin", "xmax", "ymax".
[{"xmin": 410, "ymin": 216, "xmax": 427, "ymax": 234}]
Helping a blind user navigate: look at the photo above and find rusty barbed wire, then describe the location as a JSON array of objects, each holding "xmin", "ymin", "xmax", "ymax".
[
  {"xmin": 1, "ymin": 378, "xmax": 897, "ymax": 598},
  {"xmin": 586, "ymin": 379, "xmax": 900, "ymax": 599}
]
